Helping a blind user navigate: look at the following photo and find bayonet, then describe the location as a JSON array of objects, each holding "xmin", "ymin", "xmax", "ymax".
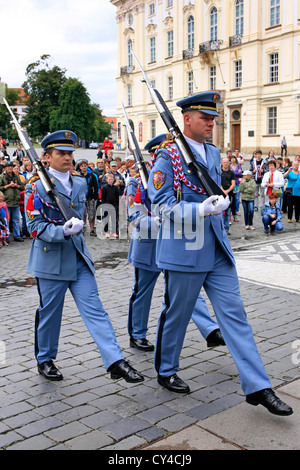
[
  {"xmin": 121, "ymin": 101, "xmax": 148, "ymax": 190},
  {"xmin": 2, "ymin": 98, "xmax": 80, "ymax": 221},
  {"xmin": 131, "ymin": 51, "xmax": 226, "ymax": 199}
]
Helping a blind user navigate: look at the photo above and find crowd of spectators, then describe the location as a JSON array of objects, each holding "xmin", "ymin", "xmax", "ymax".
[
  {"xmin": 74, "ymin": 147, "xmax": 137, "ymax": 239},
  {"xmin": 0, "ymin": 136, "xmax": 139, "ymax": 244},
  {"xmin": 221, "ymin": 148, "xmax": 300, "ymax": 235},
  {"xmin": 0, "ymin": 136, "xmax": 300, "ymax": 247}
]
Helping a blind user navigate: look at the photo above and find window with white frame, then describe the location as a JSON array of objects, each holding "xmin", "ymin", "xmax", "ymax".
[
  {"xmin": 234, "ymin": 60, "xmax": 242, "ymax": 88},
  {"xmin": 128, "ymin": 39, "xmax": 133, "ymax": 67},
  {"xmin": 167, "ymin": 0, "xmax": 173, "ymax": 7},
  {"xmin": 168, "ymin": 76, "xmax": 173, "ymax": 100},
  {"xmin": 150, "ymin": 79, "xmax": 156, "ymax": 88},
  {"xmin": 270, "ymin": 0, "xmax": 280, "ymax": 27},
  {"xmin": 150, "ymin": 119, "xmax": 156, "ymax": 138},
  {"xmin": 267, "ymin": 107, "xmax": 277, "ymax": 134},
  {"xmin": 187, "ymin": 16, "xmax": 194, "ymax": 50},
  {"xmin": 149, "ymin": 3, "xmax": 155, "ymax": 16},
  {"xmin": 167, "ymin": 30, "xmax": 174, "ymax": 57},
  {"xmin": 187, "ymin": 71, "xmax": 193, "ymax": 94},
  {"xmin": 150, "ymin": 37, "xmax": 156, "ymax": 62},
  {"xmin": 210, "ymin": 7, "xmax": 218, "ymax": 41},
  {"xmin": 269, "ymin": 53, "xmax": 279, "ymax": 83},
  {"xmin": 209, "ymin": 66, "xmax": 216, "ymax": 90},
  {"xmin": 128, "ymin": 85, "xmax": 132, "ymax": 106},
  {"xmin": 235, "ymin": 0, "xmax": 244, "ymax": 35}
]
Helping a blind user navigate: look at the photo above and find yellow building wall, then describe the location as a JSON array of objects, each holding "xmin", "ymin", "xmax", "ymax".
[{"xmin": 111, "ymin": 0, "xmax": 300, "ymax": 156}]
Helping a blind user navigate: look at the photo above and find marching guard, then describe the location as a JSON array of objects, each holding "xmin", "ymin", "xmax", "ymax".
[
  {"xmin": 147, "ymin": 92, "xmax": 292, "ymax": 415},
  {"xmin": 25, "ymin": 130, "xmax": 144, "ymax": 384},
  {"xmin": 127, "ymin": 134, "xmax": 225, "ymax": 362}
]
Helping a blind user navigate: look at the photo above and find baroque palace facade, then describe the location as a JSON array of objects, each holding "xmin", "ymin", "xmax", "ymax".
[{"xmin": 111, "ymin": 0, "xmax": 300, "ymax": 156}]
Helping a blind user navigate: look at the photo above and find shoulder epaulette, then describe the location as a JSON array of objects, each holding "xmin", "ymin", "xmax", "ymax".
[
  {"xmin": 128, "ymin": 176, "xmax": 139, "ymax": 186},
  {"xmin": 28, "ymin": 175, "xmax": 40, "ymax": 185},
  {"xmin": 70, "ymin": 171, "xmax": 84, "ymax": 177},
  {"xmin": 158, "ymin": 138, "xmax": 174, "ymax": 150},
  {"xmin": 205, "ymin": 141, "xmax": 217, "ymax": 148}
]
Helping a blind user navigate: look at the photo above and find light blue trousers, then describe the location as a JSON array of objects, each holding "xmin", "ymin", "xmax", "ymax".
[
  {"xmin": 35, "ymin": 256, "xmax": 123, "ymax": 370},
  {"xmin": 128, "ymin": 267, "xmax": 219, "ymax": 340},
  {"xmin": 155, "ymin": 244, "xmax": 272, "ymax": 395}
]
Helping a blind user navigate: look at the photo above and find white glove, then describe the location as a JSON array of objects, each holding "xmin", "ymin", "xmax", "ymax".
[
  {"xmin": 199, "ymin": 195, "xmax": 230, "ymax": 217},
  {"xmin": 63, "ymin": 217, "xmax": 84, "ymax": 236},
  {"xmin": 154, "ymin": 216, "xmax": 161, "ymax": 227}
]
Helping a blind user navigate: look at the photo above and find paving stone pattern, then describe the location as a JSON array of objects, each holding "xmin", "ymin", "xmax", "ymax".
[{"xmin": 0, "ymin": 221, "xmax": 299, "ymax": 450}]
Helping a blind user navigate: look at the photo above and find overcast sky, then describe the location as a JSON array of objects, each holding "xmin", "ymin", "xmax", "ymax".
[{"xmin": 0, "ymin": 0, "xmax": 118, "ymax": 116}]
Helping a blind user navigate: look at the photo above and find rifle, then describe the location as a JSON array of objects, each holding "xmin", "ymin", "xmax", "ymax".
[
  {"xmin": 2, "ymin": 98, "xmax": 80, "ymax": 221},
  {"xmin": 132, "ymin": 52, "xmax": 226, "ymax": 199},
  {"xmin": 121, "ymin": 101, "xmax": 148, "ymax": 190}
]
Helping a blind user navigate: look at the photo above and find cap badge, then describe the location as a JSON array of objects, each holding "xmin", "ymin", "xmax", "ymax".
[{"xmin": 65, "ymin": 131, "xmax": 72, "ymax": 140}]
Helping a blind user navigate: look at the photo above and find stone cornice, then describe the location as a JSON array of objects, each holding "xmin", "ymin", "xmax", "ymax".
[
  {"xmin": 163, "ymin": 15, "xmax": 174, "ymax": 27},
  {"xmin": 146, "ymin": 22, "xmax": 158, "ymax": 34}
]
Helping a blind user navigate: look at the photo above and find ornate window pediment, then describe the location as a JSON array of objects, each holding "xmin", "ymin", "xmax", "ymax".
[
  {"xmin": 124, "ymin": 27, "xmax": 134, "ymax": 36},
  {"xmin": 183, "ymin": 3, "xmax": 195, "ymax": 15},
  {"xmin": 146, "ymin": 22, "xmax": 157, "ymax": 33},
  {"xmin": 163, "ymin": 15, "xmax": 173, "ymax": 27}
]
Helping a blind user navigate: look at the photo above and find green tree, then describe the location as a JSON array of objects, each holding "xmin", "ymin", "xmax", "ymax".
[
  {"xmin": 0, "ymin": 87, "xmax": 20, "ymax": 139},
  {"xmin": 91, "ymin": 103, "xmax": 111, "ymax": 143},
  {"xmin": 20, "ymin": 54, "xmax": 111, "ymax": 145},
  {"xmin": 22, "ymin": 54, "xmax": 67, "ymax": 139},
  {"xmin": 50, "ymin": 78, "xmax": 94, "ymax": 140},
  {"xmin": 49, "ymin": 77, "xmax": 95, "ymax": 142},
  {"xmin": 49, "ymin": 78, "xmax": 111, "ymax": 144}
]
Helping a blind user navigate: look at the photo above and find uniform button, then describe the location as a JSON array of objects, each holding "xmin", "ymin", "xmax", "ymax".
[
  {"xmin": 43, "ymin": 247, "xmax": 47, "ymax": 252},
  {"xmin": 70, "ymin": 202, "xmax": 74, "ymax": 207},
  {"xmin": 187, "ymin": 170, "xmax": 192, "ymax": 174},
  {"xmin": 177, "ymin": 230, "xmax": 182, "ymax": 234}
]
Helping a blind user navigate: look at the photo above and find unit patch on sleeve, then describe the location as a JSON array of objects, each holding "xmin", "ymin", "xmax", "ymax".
[
  {"xmin": 153, "ymin": 171, "xmax": 166, "ymax": 190},
  {"xmin": 128, "ymin": 194, "xmax": 135, "ymax": 208}
]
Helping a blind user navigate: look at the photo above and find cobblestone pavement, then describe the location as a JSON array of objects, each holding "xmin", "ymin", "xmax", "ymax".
[{"xmin": 0, "ymin": 200, "xmax": 299, "ymax": 450}]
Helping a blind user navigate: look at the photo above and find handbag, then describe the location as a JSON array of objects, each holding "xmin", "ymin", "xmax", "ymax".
[
  {"xmin": 272, "ymin": 188, "xmax": 282, "ymax": 198},
  {"xmin": 285, "ymin": 187, "xmax": 293, "ymax": 195}
]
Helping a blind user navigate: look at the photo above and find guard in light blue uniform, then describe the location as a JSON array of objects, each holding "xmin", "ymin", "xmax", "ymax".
[
  {"xmin": 146, "ymin": 92, "xmax": 293, "ymax": 415},
  {"xmin": 25, "ymin": 130, "xmax": 144, "ymax": 384},
  {"xmin": 127, "ymin": 135, "xmax": 225, "ymax": 351}
]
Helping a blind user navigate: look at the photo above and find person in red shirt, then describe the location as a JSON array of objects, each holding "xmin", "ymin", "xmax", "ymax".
[
  {"xmin": 0, "ymin": 190, "xmax": 10, "ymax": 245},
  {"xmin": 102, "ymin": 137, "xmax": 114, "ymax": 155}
]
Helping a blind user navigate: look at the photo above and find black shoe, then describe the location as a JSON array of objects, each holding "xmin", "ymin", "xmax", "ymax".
[
  {"xmin": 246, "ymin": 388, "xmax": 293, "ymax": 416},
  {"xmin": 14, "ymin": 237, "xmax": 24, "ymax": 242},
  {"xmin": 206, "ymin": 329, "xmax": 226, "ymax": 348},
  {"xmin": 37, "ymin": 360, "xmax": 63, "ymax": 381},
  {"xmin": 110, "ymin": 360, "xmax": 144, "ymax": 383},
  {"xmin": 90, "ymin": 230, "xmax": 97, "ymax": 237},
  {"xmin": 157, "ymin": 374, "xmax": 190, "ymax": 393},
  {"xmin": 130, "ymin": 337, "xmax": 154, "ymax": 351}
]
